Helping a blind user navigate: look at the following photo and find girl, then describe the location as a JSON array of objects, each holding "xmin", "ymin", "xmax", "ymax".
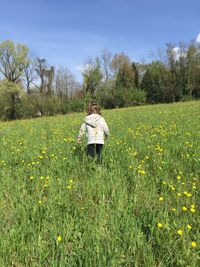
[{"xmin": 77, "ymin": 102, "xmax": 109, "ymax": 163}]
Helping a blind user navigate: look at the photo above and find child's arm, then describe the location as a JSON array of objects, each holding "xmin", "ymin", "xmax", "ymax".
[
  {"xmin": 77, "ymin": 123, "xmax": 86, "ymax": 142},
  {"xmin": 102, "ymin": 118, "xmax": 109, "ymax": 139}
]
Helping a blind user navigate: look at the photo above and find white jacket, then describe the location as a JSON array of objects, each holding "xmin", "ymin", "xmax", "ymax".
[{"xmin": 78, "ymin": 114, "xmax": 109, "ymax": 145}]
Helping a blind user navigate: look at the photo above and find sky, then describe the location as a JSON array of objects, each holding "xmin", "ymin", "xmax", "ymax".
[{"xmin": 0, "ymin": 0, "xmax": 200, "ymax": 81}]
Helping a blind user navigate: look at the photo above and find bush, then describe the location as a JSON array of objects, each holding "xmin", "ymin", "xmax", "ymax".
[
  {"xmin": 181, "ymin": 94, "xmax": 193, "ymax": 102},
  {"xmin": 127, "ymin": 88, "xmax": 147, "ymax": 106},
  {"xmin": 68, "ymin": 98, "xmax": 84, "ymax": 112}
]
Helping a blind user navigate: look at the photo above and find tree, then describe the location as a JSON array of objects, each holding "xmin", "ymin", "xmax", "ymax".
[
  {"xmin": 35, "ymin": 58, "xmax": 54, "ymax": 96},
  {"xmin": 82, "ymin": 57, "xmax": 103, "ymax": 98},
  {"xmin": 111, "ymin": 52, "xmax": 131, "ymax": 74},
  {"xmin": 141, "ymin": 61, "xmax": 169, "ymax": 103},
  {"xmin": 131, "ymin": 62, "xmax": 139, "ymax": 87},
  {"xmin": 35, "ymin": 58, "xmax": 48, "ymax": 95},
  {"xmin": 186, "ymin": 43, "xmax": 200, "ymax": 98},
  {"xmin": 100, "ymin": 49, "xmax": 113, "ymax": 81},
  {"xmin": 23, "ymin": 55, "xmax": 38, "ymax": 93},
  {"xmin": 0, "ymin": 79, "xmax": 23, "ymax": 119},
  {"xmin": 0, "ymin": 40, "xmax": 30, "ymax": 83},
  {"xmin": 55, "ymin": 66, "xmax": 79, "ymax": 99},
  {"xmin": 175, "ymin": 42, "xmax": 188, "ymax": 98}
]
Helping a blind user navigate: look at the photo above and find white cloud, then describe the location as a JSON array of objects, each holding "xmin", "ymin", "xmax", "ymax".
[
  {"xmin": 172, "ymin": 47, "xmax": 181, "ymax": 61},
  {"xmin": 196, "ymin": 33, "xmax": 200, "ymax": 43}
]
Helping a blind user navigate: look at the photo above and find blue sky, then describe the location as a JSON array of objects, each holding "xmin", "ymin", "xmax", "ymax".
[{"xmin": 0, "ymin": 0, "xmax": 200, "ymax": 81}]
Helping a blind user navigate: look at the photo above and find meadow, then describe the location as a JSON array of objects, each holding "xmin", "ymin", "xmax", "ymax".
[{"xmin": 0, "ymin": 101, "xmax": 200, "ymax": 267}]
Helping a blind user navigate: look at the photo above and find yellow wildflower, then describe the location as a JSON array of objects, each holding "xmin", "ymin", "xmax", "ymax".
[
  {"xmin": 177, "ymin": 230, "xmax": 183, "ymax": 236},
  {"xmin": 190, "ymin": 208, "xmax": 196, "ymax": 213},
  {"xmin": 57, "ymin": 236, "xmax": 62, "ymax": 242},
  {"xmin": 191, "ymin": 241, "xmax": 197, "ymax": 248}
]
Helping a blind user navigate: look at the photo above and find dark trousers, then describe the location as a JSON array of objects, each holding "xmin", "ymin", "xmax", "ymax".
[{"xmin": 87, "ymin": 144, "xmax": 103, "ymax": 163}]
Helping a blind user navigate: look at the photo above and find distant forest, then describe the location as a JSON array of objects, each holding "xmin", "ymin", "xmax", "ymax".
[{"xmin": 0, "ymin": 39, "xmax": 200, "ymax": 120}]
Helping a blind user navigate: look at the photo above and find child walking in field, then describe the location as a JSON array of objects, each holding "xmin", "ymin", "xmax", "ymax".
[{"xmin": 77, "ymin": 102, "xmax": 109, "ymax": 163}]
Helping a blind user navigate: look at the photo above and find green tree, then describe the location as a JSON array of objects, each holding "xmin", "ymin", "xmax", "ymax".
[
  {"xmin": 131, "ymin": 62, "xmax": 139, "ymax": 87},
  {"xmin": 82, "ymin": 57, "xmax": 103, "ymax": 103},
  {"xmin": 141, "ymin": 61, "xmax": 169, "ymax": 103},
  {"xmin": 0, "ymin": 80, "xmax": 23, "ymax": 119},
  {"xmin": 186, "ymin": 43, "xmax": 200, "ymax": 98},
  {"xmin": 0, "ymin": 40, "xmax": 30, "ymax": 83}
]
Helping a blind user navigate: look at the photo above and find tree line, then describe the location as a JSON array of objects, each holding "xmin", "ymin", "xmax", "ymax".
[{"xmin": 0, "ymin": 39, "xmax": 200, "ymax": 120}]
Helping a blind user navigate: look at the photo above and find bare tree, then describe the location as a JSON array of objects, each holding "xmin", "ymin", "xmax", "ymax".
[
  {"xmin": 35, "ymin": 58, "xmax": 47, "ymax": 95},
  {"xmin": 111, "ymin": 52, "xmax": 131, "ymax": 74},
  {"xmin": 55, "ymin": 66, "xmax": 78, "ymax": 99},
  {"xmin": 101, "ymin": 49, "xmax": 112, "ymax": 81},
  {"xmin": 35, "ymin": 58, "xmax": 54, "ymax": 96},
  {"xmin": 23, "ymin": 54, "xmax": 38, "ymax": 93}
]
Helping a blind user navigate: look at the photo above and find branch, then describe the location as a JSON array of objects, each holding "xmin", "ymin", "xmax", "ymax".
[{"xmin": 0, "ymin": 68, "xmax": 7, "ymax": 78}]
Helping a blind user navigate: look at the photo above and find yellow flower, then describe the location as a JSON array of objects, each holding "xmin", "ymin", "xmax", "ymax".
[
  {"xmin": 162, "ymin": 181, "xmax": 166, "ymax": 185},
  {"xmin": 57, "ymin": 236, "xmax": 62, "ymax": 242},
  {"xmin": 187, "ymin": 224, "xmax": 192, "ymax": 230},
  {"xmin": 69, "ymin": 179, "xmax": 73, "ymax": 183},
  {"xmin": 190, "ymin": 208, "xmax": 196, "ymax": 213},
  {"xmin": 177, "ymin": 230, "xmax": 183, "ymax": 236},
  {"xmin": 67, "ymin": 185, "xmax": 71, "ymax": 189},
  {"xmin": 157, "ymin": 223, "xmax": 163, "ymax": 228},
  {"xmin": 171, "ymin": 208, "xmax": 176, "ymax": 212},
  {"xmin": 138, "ymin": 170, "xmax": 145, "ymax": 175},
  {"xmin": 177, "ymin": 193, "xmax": 182, "ymax": 197},
  {"xmin": 191, "ymin": 241, "xmax": 197, "ymax": 248},
  {"xmin": 186, "ymin": 193, "xmax": 192, "ymax": 197},
  {"xmin": 182, "ymin": 206, "xmax": 187, "ymax": 212},
  {"xmin": 38, "ymin": 200, "xmax": 42, "ymax": 205},
  {"xmin": 159, "ymin": 196, "xmax": 164, "ymax": 201}
]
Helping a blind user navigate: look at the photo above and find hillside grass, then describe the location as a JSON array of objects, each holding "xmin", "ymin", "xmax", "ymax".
[{"xmin": 0, "ymin": 101, "xmax": 200, "ymax": 266}]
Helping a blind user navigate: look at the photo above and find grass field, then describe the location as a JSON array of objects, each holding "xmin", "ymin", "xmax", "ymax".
[{"xmin": 0, "ymin": 101, "xmax": 200, "ymax": 266}]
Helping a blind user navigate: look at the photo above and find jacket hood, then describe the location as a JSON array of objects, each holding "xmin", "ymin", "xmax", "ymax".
[{"xmin": 84, "ymin": 114, "xmax": 101, "ymax": 128}]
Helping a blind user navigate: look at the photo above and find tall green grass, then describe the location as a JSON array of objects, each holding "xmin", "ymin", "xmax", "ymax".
[{"xmin": 0, "ymin": 101, "xmax": 200, "ymax": 266}]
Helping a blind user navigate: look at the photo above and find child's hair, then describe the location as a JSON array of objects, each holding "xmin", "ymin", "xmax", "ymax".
[{"xmin": 87, "ymin": 101, "xmax": 101, "ymax": 115}]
